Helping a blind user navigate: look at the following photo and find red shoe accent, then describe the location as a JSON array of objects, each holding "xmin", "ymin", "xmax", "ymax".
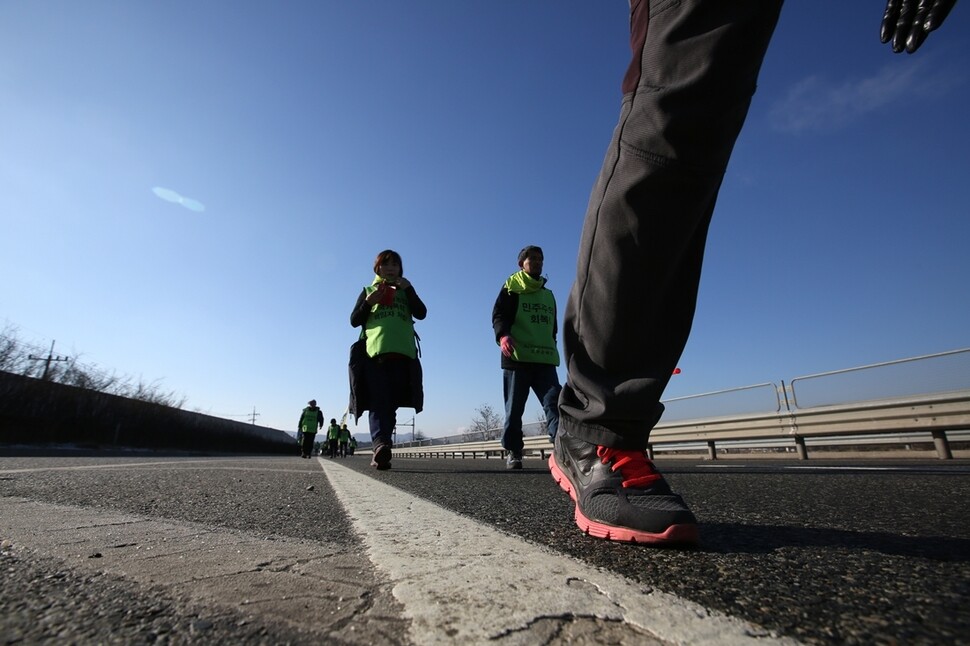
[
  {"xmin": 578, "ymin": 509, "xmax": 700, "ymax": 544},
  {"xmin": 595, "ymin": 447, "xmax": 662, "ymax": 489}
]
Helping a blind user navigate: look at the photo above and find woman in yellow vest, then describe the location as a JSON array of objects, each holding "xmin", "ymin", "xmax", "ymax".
[{"xmin": 349, "ymin": 249, "xmax": 426, "ymax": 470}]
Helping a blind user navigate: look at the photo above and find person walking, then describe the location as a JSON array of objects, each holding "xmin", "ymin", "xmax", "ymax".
[
  {"xmin": 297, "ymin": 400, "xmax": 323, "ymax": 459},
  {"xmin": 349, "ymin": 249, "xmax": 427, "ymax": 470},
  {"xmin": 325, "ymin": 418, "xmax": 340, "ymax": 458},
  {"xmin": 492, "ymin": 245, "xmax": 562, "ymax": 470},
  {"xmin": 338, "ymin": 422, "xmax": 352, "ymax": 458},
  {"xmin": 551, "ymin": 0, "xmax": 957, "ymax": 546}
]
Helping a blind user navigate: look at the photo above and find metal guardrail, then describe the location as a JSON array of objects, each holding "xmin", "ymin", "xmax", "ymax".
[
  {"xmin": 395, "ymin": 347, "xmax": 970, "ymax": 461},
  {"xmin": 394, "ymin": 391, "xmax": 970, "ymax": 461},
  {"xmin": 394, "ymin": 391, "xmax": 970, "ymax": 460},
  {"xmin": 648, "ymin": 390, "xmax": 970, "ymax": 459}
]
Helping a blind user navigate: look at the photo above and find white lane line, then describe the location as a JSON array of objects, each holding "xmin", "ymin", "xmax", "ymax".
[
  {"xmin": 318, "ymin": 458, "xmax": 800, "ymax": 646},
  {"xmin": 784, "ymin": 466, "xmax": 896, "ymax": 471},
  {"xmin": 0, "ymin": 459, "xmax": 231, "ymax": 475},
  {"xmin": 694, "ymin": 465, "xmax": 897, "ymax": 471},
  {"xmin": 0, "ymin": 461, "xmax": 313, "ymax": 476}
]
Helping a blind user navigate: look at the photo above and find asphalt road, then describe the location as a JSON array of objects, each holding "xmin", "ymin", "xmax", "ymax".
[{"xmin": 1, "ymin": 448, "xmax": 968, "ymax": 645}]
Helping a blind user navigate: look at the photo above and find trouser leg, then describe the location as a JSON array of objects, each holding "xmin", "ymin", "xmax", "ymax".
[
  {"xmin": 531, "ymin": 365, "xmax": 562, "ymax": 440},
  {"xmin": 365, "ymin": 360, "xmax": 399, "ymax": 446},
  {"xmin": 368, "ymin": 408, "xmax": 397, "ymax": 447},
  {"xmin": 502, "ymin": 368, "xmax": 530, "ymax": 454},
  {"xmin": 560, "ymin": 0, "xmax": 783, "ymax": 449}
]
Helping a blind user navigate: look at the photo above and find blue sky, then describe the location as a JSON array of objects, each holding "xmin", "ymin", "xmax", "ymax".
[{"xmin": 2, "ymin": 3, "xmax": 968, "ymax": 438}]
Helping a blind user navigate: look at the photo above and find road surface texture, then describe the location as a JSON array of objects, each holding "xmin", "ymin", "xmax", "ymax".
[{"xmin": 1, "ymin": 448, "xmax": 968, "ymax": 644}]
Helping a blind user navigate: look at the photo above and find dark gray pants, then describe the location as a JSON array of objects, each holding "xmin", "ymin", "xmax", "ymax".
[{"xmin": 559, "ymin": 0, "xmax": 783, "ymax": 449}]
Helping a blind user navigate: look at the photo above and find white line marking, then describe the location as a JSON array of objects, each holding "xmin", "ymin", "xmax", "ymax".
[
  {"xmin": 694, "ymin": 464, "xmax": 897, "ymax": 471},
  {"xmin": 784, "ymin": 466, "xmax": 895, "ymax": 471},
  {"xmin": 0, "ymin": 459, "xmax": 231, "ymax": 475},
  {"xmin": 319, "ymin": 458, "xmax": 800, "ymax": 645}
]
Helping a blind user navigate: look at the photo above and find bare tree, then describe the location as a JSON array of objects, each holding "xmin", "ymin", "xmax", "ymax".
[
  {"xmin": 534, "ymin": 410, "xmax": 548, "ymax": 438},
  {"xmin": 468, "ymin": 403, "xmax": 503, "ymax": 441},
  {"xmin": 0, "ymin": 324, "xmax": 24, "ymax": 373},
  {"xmin": 0, "ymin": 326, "xmax": 185, "ymax": 409}
]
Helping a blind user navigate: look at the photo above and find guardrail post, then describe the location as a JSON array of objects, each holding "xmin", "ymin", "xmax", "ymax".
[
  {"xmin": 932, "ymin": 430, "xmax": 953, "ymax": 460},
  {"xmin": 707, "ymin": 441, "xmax": 717, "ymax": 460},
  {"xmin": 794, "ymin": 436, "xmax": 808, "ymax": 460}
]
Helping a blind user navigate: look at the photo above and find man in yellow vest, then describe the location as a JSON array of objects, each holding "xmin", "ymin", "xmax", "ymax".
[
  {"xmin": 297, "ymin": 400, "xmax": 323, "ymax": 459},
  {"xmin": 492, "ymin": 245, "xmax": 562, "ymax": 470},
  {"xmin": 325, "ymin": 418, "xmax": 341, "ymax": 458},
  {"xmin": 338, "ymin": 422, "xmax": 352, "ymax": 458}
]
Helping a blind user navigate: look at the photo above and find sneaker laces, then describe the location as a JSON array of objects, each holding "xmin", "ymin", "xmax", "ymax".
[{"xmin": 596, "ymin": 447, "xmax": 662, "ymax": 489}]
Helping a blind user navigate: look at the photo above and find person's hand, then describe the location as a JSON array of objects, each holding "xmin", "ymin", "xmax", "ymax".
[
  {"xmin": 394, "ymin": 276, "xmax": 412, "ymax": 290},
  {"xmin": 500, "ymin": 335, "xmax": 515, "ymax": 358},
  {"xmin": 364, "ymin": 285, "xmax": 386, "ymax": 306},
  {"xmin": 881, "ymin": 0, "xmax": 956, "ymax": 53}
]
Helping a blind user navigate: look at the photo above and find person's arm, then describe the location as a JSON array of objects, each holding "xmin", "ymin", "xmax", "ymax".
[
  {"xmin": 350, "ymin": 289, "xmax": 370, "ymax": 327},
  {"xmin": 492, "ymin": 288, "xmax": 517, "ymax": 343},
  {"xmin": 406, "ymin": 288, "xmax": 427, "ymax": 320},
  {"xmin": 553, "ymin": 293, "xmax": 559, "ymax": 343},
  {"xmin": 388, "ymin": 276, "xmax": 426, "ymax": 320}
]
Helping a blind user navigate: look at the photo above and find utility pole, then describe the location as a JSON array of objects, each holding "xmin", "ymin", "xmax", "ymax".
[
  {"xmin": 27, "ymin": 340, "xmax": 69, "ymax": 381},
  {"xmin": 248, "ymin": 406, "xmax": 260, "ymax": 425}
]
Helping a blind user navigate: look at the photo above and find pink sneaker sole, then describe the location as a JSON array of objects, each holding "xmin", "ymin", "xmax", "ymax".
[{"xmin": 549, "ymin": 454, "xmax": 700, "ymax": 545}]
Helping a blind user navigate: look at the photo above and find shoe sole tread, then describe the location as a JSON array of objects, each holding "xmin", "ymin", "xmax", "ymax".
[{"xmin": 548, "ymin": 454, "xmax": 699, "ymax": 546}]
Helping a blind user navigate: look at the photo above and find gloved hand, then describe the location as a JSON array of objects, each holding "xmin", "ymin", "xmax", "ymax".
[
  {"xmin": 500, "ymin": 335, "xmax": 515, "ymax": 358},
  {"xmin": 880, "ymin": 0, "xmax": 957, "ymax": 53}
]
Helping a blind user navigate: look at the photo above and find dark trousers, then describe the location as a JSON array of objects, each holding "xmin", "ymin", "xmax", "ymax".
[
  {"xmin": 502, "ymin": 365, "xmax": 561, "ymax": 455},
  {"xmin": 328, "ymin": 439, "xmax": 339, "ymax": 458},
  {"xmin": 559, "ymin": 0, "xmax": 783, "ymax": 449},
  {"xmin": 365, "ymin": 358, "xmax": 410, "ymax": 446},
  {"xmin": 300, "ymin": 432, "xmax": 316, "ymax": 457}
]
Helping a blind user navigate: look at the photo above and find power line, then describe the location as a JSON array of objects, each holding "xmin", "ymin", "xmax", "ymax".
[{"xmin": 27, "ymin": 340, "xmax": 69, "ymax": 380}]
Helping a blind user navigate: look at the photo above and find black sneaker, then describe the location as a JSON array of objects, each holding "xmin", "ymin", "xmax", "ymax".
[
  {"xmin": 506, "ymin": 452, "xmax": 523, "ymax": 470},
  {"xmin": 549, "ymin": 429, "xmax": 699, "ymax": 545},
  {"xmin": 371, "ymin": 444, "xmax": 392, "ymax": 470}
]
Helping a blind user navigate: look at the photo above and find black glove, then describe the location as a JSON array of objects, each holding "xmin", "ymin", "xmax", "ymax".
[{"xmin": 880, "ymin": 0, "xmax": 957, "ymax": 53}]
